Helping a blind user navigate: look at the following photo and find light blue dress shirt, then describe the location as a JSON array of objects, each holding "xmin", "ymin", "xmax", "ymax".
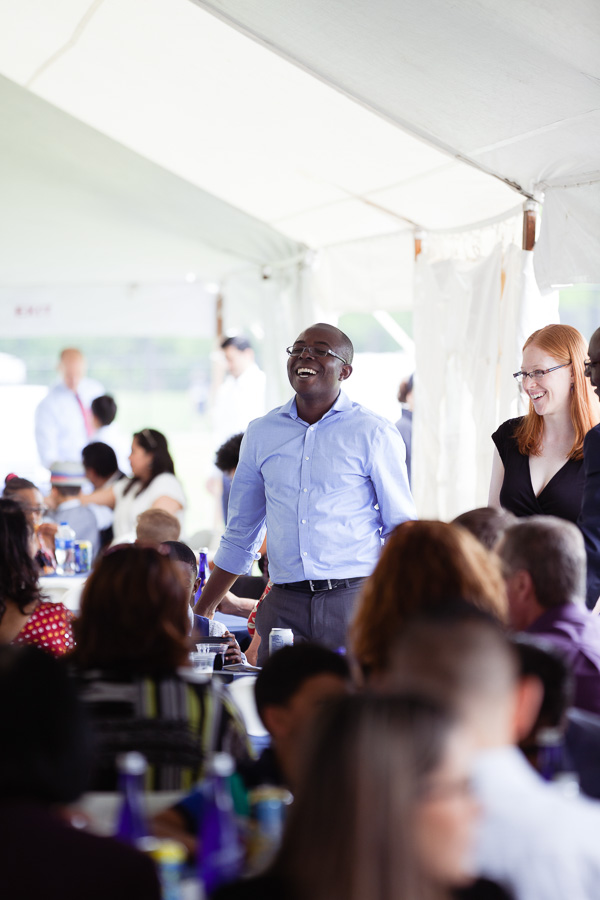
[
  {"xmin": 214, "ymin": 391, "xmax": 417, "ymax": 584},
  {"xmin": 35, "ymin": 378, "xmax": 104, "ymax": 468}
]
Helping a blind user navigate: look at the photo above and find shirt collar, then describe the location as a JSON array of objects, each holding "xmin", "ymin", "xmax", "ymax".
[{"xmin": 286, "ymin": 390, "xmax": 351, "ymax": 423}]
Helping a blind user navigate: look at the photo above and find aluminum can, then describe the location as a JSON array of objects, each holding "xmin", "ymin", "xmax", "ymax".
[
  {"xmin": 269, "ymin": 627, "xmax": 294, "ymax": 655},
  {"xmin": 74, "ymin": 540, "xmax": 92, "ymax": 574}
]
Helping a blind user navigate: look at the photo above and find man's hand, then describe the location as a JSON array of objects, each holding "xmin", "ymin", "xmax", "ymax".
[{"xmin": 222, "ymin": 631, "xmax": 243, "ymax": 665}]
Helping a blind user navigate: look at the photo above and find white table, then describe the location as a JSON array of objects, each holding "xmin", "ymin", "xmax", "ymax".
[{"xmin": 39, "ymin": 574, "xmax": 86, "ymax": 612}]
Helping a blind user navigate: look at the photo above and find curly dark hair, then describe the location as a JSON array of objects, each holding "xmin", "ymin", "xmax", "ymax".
[
  {"xmin": 0, "ymin": 499, "xmax": 42, "ymax": 621},
  {"xmin": 72, "ymin": 544, "xmax": 190, "ymax": 674},
  {"xmin": 124, "ymin": 428, "xmax": 175, "ymax": 498}
]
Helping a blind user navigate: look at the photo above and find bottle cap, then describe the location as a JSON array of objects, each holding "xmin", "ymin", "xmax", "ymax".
[
  {"xmin": 208, "ymin": 752, "xmax": 235, "ymax": 777},
  {"xmin": 117, "ymin": 751, "xmax": 148, "ymax": 775}
]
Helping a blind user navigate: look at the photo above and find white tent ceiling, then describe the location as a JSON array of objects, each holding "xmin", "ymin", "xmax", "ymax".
[{"xmin": 0, "ymin": 0, "xmax": 598, "ymax": 292}]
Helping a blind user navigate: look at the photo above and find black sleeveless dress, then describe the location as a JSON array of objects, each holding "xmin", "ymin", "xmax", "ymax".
[{"xmin": 492, "ymin": 417, "xmax": 584, "ymax": 523}]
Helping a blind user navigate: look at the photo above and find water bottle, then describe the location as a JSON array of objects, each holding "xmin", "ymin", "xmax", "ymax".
[
  {"xmin": 55, "ymin": 521, "xmax": 76, "ymax": 576},
  {"xmin": 115, "ymin": 752, "xmax": 149, "ymax": 845},
  {"xmin": 197, "ymin": 753, "xmax": 244, "ymax": 893}
]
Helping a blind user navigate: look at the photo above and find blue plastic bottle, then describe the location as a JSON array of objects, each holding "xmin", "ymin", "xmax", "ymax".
[{"xmin": 55, "ymin": 521, "xmax": 76, "ymax": 576}]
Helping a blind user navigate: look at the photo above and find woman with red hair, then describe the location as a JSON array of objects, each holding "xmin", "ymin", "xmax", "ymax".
[{"xmin": 489, "ymin": 324, "xmax": 599, "ymax": 523}]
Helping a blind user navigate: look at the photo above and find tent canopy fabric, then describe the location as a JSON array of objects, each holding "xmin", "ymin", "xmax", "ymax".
[{"xmin": 0, "ymin": 0, "xmax": 598, "ymax": 300}]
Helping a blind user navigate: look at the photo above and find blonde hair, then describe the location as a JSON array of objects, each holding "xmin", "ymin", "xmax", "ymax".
[
  {"xmin": 135, "ymin": 508, "xmax": 180, "ymax": 545},
  {"xmin": 515, "ymin": 324, "xmax": 599, "ymax": 460}
]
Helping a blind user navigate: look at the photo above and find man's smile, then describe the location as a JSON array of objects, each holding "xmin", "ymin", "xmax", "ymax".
[{"xmin": 296, "ymin": 366, "xmax": 318, "ymax": 378}]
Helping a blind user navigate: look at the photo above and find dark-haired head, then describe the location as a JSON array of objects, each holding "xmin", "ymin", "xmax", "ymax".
[
  {"xmin": 72, "ymin": 544, "xmax": 190, "ymax": 674},
  {"xmin": 125, "ymin": 428, "xmax": 175, "ymax": 497},
  {"xmin": 0, "ymin": 645, "xmax": 91, "ymax": 803},
  {"xmin": 82, "ymin": 441, "xmax": 119, "ymax": 480},
  {"xmin": 221, "ymin": 335, "xmax": 252, "ymax": 353},
  {"xmin": 215, "ymin": 433, "xmax": 244, "ymax": 474},
  {"xmin": 91, "ymin": 395, "xmax": 117, "ymax": 427},
  {"xmin": 0, "ymin": 498, "xmax": 41, "ymax": 621},
  {"xmin": 3, "ymin": 475, "xmax": 46, "ymax": 531},
  {"xmin": 254, "ymin": 643, "xmax": 350, "ymax": 725}
]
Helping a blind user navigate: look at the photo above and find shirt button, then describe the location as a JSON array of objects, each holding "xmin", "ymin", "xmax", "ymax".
[
  {"xmin": 305, "ymin": 456, "xmax": 309, "ymax": 460},
  {"xmin": 303, "ymin": 488, "xmax": 307, "ymax": 492},
  {"xmin": 303, "ymin": 551, "xmax": 307, "ymax": 556},
  {"xmin": 309, "ymin": 426, "xmax": 314, "ymax": 431},
  {"xmin": 301, "ymin": 519, "xmax": 306, "ymax": 524}
]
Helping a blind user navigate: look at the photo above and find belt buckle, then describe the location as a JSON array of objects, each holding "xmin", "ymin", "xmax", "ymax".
[{"xmin": 308, "ymin": 578, "xmax": 333, "ymax": 591}]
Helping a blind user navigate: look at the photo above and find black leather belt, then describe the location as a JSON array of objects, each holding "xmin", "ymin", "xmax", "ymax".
[{"xmin": 277, "ymin": 577, "xmax": 365, "ymax": 593}]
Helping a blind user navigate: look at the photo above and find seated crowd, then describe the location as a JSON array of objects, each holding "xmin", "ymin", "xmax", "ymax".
[{"xmin": 2, "ymin": 482, "xmax": 600, "ymax": 898}]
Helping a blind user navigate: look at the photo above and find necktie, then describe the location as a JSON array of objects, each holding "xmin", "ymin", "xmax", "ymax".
[{"xmin": 75, "ymin": 393, "xmax": 93, "ymax": 438}]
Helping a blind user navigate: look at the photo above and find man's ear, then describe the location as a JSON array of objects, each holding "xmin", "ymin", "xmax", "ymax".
[
  {"xmin": 513, "ymin": 674, "xmax": 544, "ymax": 743},
  {"xmin": 260, "ymin": 704, "xmax": 291, "ymax": 742},
  {"xmin": 338, "ymin": 364, "xmax": 353, "ymax": 382}
]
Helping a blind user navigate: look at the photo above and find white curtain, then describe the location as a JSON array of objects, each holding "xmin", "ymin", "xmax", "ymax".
[
  {"xmin": 222, "ymin": 257, "xmax": 316, "ymax": 410},
  {"xmin": 413, "ymin": 213, "xmax": 559, "ymax": 520}
]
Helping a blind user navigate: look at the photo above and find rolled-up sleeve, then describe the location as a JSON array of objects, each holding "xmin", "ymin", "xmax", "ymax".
[
  {"xmin": 368, "ymin": 423, "xmax": 417, "ymax": 542},
  {"xmin": 214, "ymin": 430, "xmax": 267, "ymax": 575}
]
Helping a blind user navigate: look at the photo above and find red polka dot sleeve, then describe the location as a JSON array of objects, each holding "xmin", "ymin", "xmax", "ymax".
[{"xmin": 14, "ymin": 602, "xmax": 75, "ymax": 658}]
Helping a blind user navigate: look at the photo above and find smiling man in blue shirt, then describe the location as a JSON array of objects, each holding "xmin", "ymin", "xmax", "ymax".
[{"xmin": 196, "ymin": 323, "xmax": 416, "ymax": 664}]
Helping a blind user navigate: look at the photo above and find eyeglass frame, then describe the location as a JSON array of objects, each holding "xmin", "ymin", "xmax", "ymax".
[
  {"xmin": 286, "ymin": 345, "xmax": 348, "ymax": 365},
  {"xmin": 512, "ymin": 362, "xmax": 570, "ymax": 383},
  {"xmin": 19, "ymin": 504, "xmax": 48, "ymax": 517},
  {"xmin": 584, "ymin": 359, "xmax": 600, "ymax": 378}
]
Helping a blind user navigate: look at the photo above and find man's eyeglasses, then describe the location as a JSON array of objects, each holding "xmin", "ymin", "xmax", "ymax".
[
  {"xmin": 584, "ymin": 360, "xmax": 600, "ymax": 378},
  {"xmin": 286, "ymin": 345, "xmax": 348, "ymax": 365},
  {"xmin": 513, "ymin": 362, "xmax": 570, "ymax": 384}
]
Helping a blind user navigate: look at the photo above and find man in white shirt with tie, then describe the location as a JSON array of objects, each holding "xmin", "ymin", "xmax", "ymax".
[{"xmin": 34, "ymin": 348, "xmax": 103, "ymax": 469}]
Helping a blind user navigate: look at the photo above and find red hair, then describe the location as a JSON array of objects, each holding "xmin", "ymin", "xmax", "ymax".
[{"xmin": 515, "ymin": 324, "xmax": 599, "ymax": 460}]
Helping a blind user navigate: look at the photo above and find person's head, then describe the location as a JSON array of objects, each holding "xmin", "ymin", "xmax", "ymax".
[
  {"xmin": 160, "ymin": 540, "xmax": 198, "ymax": 602},
  {"xmin": 383, "ymin": 604, "xmax": 541, "ymax": 752},
  {"xmin": 73, "ymin": 545, "xmax": 190, "ymax": 674},
  {"xmin": 221, "ymin": 335, "xmax": 254, "ymax": 378},
  {"xmin": 254, "ymin": 644, "xmax": 351, "ymax": 784},
  {"xmin": 136, "ymin": 509, "xmax": 181, "ymax": 546},
  {"xmin": 82, "ymin": 442, "xmax": 119, "ymax": 488},
  {"xmin": 126, "ymin": 429, "xmax": 175, "ymax": 494},
  {"xmin": 286, "ymin": 323, "xmax": 353, "ymax": 405},
  {"xmin": 398, "ymin": 373, "xmax": 414, "ymax": 409},
  {"xmin": 585, "ymin": 326, "xmax": 600, "ymax": 400},
  {"xmin": 49, "ymin": 461, "xmax": 86, "ymax": 500},
  {"xmin": 513, "ymin": 636, "xmax": 574, "ymax": 769},
  {"xmin": 58, "ymin": 348, "xmax": 86, "ymax": 391},
  {"xmin": 215, "ymin": 433, "xmax": 244, "ymax": 475},
  {"xmin": 351, "ymin": 520, "xmax": 507, "ymax": 676},
  {"xmin": 3, "ymin": 475, "xmax": 46, "ymax": 531},
  {"xmin": 0, "ymin": 645, "xmax": 91, "ymax": 804},
  {"xmin": 0, "ymin": 498, "xmax": 41, "ymax": 620},
  {"xmin": 279, "ymin": 693, "xmax": 478, "ymax": 900},
  {"xmin": 497, "ymin": 516, "xmax": 586, "ymax": 630},
  {"xmin": 91, "ymin": 394, "xmax": 117, "ymax": 428},
  {"xmin": 514, "ymin": 324, "xmax": 598, "ymax": 460},
  {"xmin": 452, "ymin": 506, "xmax": 517, "ymax": 551}
]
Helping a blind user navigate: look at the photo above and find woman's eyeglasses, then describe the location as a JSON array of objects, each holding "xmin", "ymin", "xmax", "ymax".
[{"xmin": 513, "ymin": 362, "xmax": 570, "ymax": 384}]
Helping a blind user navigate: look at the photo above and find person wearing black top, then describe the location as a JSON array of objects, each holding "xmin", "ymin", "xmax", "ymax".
[{"xmin": 489, "ymin": 325, "xmax": 598, "ymax": 523}]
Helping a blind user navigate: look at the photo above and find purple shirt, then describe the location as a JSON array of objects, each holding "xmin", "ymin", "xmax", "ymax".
[{"xmin": 527, "ymin": 603, "xmax": 600, "ymax": 715}]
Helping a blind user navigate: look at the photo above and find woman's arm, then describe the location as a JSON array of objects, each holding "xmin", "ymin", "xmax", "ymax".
[
  {"xmin": 488, "ymin": 448, "xmax": 505, "ymax": 508},
  {"xmin": 78, "ymin": 486, "xmax": 116, "ymax": 509},
  {"xmin": 151, "ymin": 495, "xmax": 183, "ymax": 515}
]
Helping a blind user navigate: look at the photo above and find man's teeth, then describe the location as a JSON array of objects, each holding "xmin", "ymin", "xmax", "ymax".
[{"xmin": 297, "ymin": 368, "xmax": 317, "ymax": 375}]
